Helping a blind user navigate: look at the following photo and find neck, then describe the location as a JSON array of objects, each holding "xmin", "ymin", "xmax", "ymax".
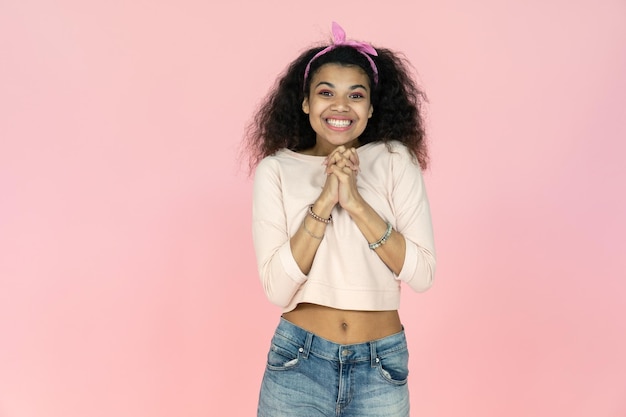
[{"xmin": 305, "ymin": 139, "xmax": 360, "ymax": 156}]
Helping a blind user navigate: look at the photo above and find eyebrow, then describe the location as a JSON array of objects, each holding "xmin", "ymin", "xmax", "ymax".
[{"xmin": 314, "ymin": 81, "xmax": 369, "ymax": 91}]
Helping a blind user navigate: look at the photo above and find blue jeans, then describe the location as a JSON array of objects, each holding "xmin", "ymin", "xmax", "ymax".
[{"xmin": 258, "ymin": 318, "xmax": 410, "ymax": 417}]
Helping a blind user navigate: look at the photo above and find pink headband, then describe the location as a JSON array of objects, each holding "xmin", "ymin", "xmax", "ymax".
[{"xmin": 303, "ymin": 22, "xmax": 379, "ymax": 86}]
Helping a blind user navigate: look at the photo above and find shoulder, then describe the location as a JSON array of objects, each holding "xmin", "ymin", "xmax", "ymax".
[
  {"xmin": 361, "ymin": 141, "xmax": 419, "ymax": 167},
  {"xmin": 253, "ymin": 152, "xmax": 285, "ymax": 186},
  {"xmin": 254, "ymin": 149, "xmax": 291, "ymax": 174},
  {"xmin": 255, "ymin": 152, "xmax": 280, "ymax": 171},
  {"xmin": 388, "ymin": 140, "xmax": 416, "ymax": 158},
  {"xmin": 254, "ymin": 148, "xmax": 322, "ymax": 182}
]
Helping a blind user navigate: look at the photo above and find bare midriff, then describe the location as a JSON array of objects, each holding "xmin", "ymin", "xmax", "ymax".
[{"xmin": 281, "ymin": 303, "xmax": 402, "ymax": 345}]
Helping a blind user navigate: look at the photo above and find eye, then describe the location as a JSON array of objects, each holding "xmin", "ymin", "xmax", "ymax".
[
  {"xmin": 318, "ymin": 90, "xmax": 333, "ymax": 97},
  {"xmin": 349, "ymin": 92, "xmax": 365, "ymax": 99}
]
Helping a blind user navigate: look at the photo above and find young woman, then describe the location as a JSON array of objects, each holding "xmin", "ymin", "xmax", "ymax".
[{"xmin": 244, "ymin": 22, "xmax": 436, "ymax": 417}]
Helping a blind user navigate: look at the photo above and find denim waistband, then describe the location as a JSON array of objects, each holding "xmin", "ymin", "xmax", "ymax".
[{"xmin": 274, "ymin": 317, "xmax": 407, "ymax": 365}]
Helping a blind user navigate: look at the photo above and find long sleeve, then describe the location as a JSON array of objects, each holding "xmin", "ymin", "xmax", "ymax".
[
  {"xmin": 252, "ymin": 157, "xmax": 308, "ymax": 308},
  {"xmin": 387, "ymin": 143, "xmax": 436, "ymax": 292}
]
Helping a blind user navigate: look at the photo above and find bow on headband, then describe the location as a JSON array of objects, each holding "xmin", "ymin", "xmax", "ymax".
[{"xmin": 303, "ymin": 22, "xmax": 379, "ymax": 86}]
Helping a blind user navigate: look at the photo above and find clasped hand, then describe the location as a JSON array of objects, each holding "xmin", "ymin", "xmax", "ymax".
[{"xmin": 321, "ymin": 146, "xmax": 362, "ymax": 210}]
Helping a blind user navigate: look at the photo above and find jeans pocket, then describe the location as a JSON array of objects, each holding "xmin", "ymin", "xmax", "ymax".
[
  {"xmin": 377, "ymin": 348, "xmax": 409, "ymax": 385},
  {"xmin": 266, "ymin": 334, "xmax": 302, "ymax": 371}
]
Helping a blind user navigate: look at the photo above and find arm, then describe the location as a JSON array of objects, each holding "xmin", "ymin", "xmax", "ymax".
[
  {"xmin": 289, "ymin": 201, "xmax": 332, "ymax": 274},
  {"xmin": 329, "ymin": 144, "xmax": 435, "ymax": 291},
  {"xmin": 342, "ymin": 202, "xmax": 407, "ymax": 275},
  {"xmin": 252, "ymin": 158, "xmax": 306, "ymax": 307},
  {"xmin": 252, "ymin": 158, "xmax": 338, "ymax": 307},
  {"xmin": 385, "ymin": 145, "xmax": 436, "ymax": 291}
]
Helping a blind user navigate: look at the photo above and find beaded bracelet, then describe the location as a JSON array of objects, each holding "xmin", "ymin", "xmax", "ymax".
[
  {"xmin": 308, "ymin": 205, "xmax": 332, "ymax": 224},
  {"xmin": 369, "ymin": 222, "xmax": 393, "ymax": 250}
]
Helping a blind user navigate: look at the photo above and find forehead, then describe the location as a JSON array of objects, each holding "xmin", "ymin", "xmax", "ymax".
[{"xmin": 310, "ymin": 63, "xmax": 371, "ymax": 88}]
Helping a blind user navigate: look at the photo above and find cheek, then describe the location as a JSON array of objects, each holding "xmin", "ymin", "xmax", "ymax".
[{"xmin": 360, "ymin": 104, "xmax": 373, "ymax": 120}]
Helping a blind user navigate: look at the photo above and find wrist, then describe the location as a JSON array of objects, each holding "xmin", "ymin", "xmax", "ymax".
[
  {"xmin": 311, "ymin": 198, "xmax": 335, "ymax": 219},
  {"xmin": 308, "ymin": 204, "xmax": 333, "ymax": 224},
  {"xmin": 341, "ymin": 197, "xmax": 367, "ymax": 218}
]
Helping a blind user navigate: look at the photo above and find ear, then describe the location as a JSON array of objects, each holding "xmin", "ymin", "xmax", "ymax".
[
  {"xmin": 368, "ymin": 104, "xmax": 373, "ymax": 118},
  {"xmin": 302, "ymin": 97, "xmax": 310, "ymax": 114}
]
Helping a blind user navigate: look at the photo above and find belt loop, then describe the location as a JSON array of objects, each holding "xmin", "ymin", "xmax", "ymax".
[
  {"xmin": 302, "ymin": 332, "xmax": 313, "ymax": 359},
  {"xmin": 370, "ymin": 341, "xmax": 378, "ymax": 367}
]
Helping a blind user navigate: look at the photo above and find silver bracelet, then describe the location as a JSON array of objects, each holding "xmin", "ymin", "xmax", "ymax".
[
  {"xmin": 369, "ymin": 222, "xmax": 392, "ymax": 250},
  {"xmin": 302, "ymin": 218, "xmax": 324, "ymax": 240}
]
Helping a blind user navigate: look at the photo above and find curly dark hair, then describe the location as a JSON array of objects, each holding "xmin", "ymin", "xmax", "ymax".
[{"xmin": 243, "ymin": 42, "xmax": 429, "ymax": 173}]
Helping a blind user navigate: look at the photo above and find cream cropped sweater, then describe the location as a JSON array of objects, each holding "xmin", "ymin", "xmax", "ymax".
[{"xmin": 252, "ymin": 141, "xmax": 436, "ymax": 313}]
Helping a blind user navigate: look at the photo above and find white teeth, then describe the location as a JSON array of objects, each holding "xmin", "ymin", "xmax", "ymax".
[{"xmin": 326, "ymin": 119, "xmax": 351, "ymax": 128}]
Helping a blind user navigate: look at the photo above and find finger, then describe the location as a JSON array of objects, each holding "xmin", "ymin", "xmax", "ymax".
[
  {"xmin": 334, "ymin": 158, "xmax": 347, "ymax": 171},
  {"xmin": 325, "ymin": 156, "xmax": 346, "ymax": 173},
  {"xmin": 323, "ymin": 147, "xmax": 341, "ymax": 165},
  {"xmin": 342, "ymin": 165, "xmax": 355, "ymax": 176},
  {"xmin": 327, "ymin": 163, "xmax": 355, "ymax": 181},
  {"xmin": 332, "ymin": 153, "xmax": 355, "ymax": 172},
  {"xmin": 341, "ymin": 148, "xmax": 360, "ymax": 172},
  {"xmin": 349, "ymin": 148, "xmax": 360, "ymax": 167},
  {"xmin": 326, "ymin": 163, "xmax": 346, "ymax": 177}
]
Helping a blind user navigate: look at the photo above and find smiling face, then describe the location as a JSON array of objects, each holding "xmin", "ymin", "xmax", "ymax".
[{"xmin": 302, "ymin": 63, "xmax": 374, "ymax": 156}]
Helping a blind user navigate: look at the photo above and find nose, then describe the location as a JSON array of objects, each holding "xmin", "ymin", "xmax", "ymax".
[{"xmin": 331, "ymin": 96, "xmax": 349, "ymax": 112}]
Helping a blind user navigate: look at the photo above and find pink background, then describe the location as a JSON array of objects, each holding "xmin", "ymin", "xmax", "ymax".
[{"xmin": 1, "ymin": 0, "xmax": 625, "ymax": 416}]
